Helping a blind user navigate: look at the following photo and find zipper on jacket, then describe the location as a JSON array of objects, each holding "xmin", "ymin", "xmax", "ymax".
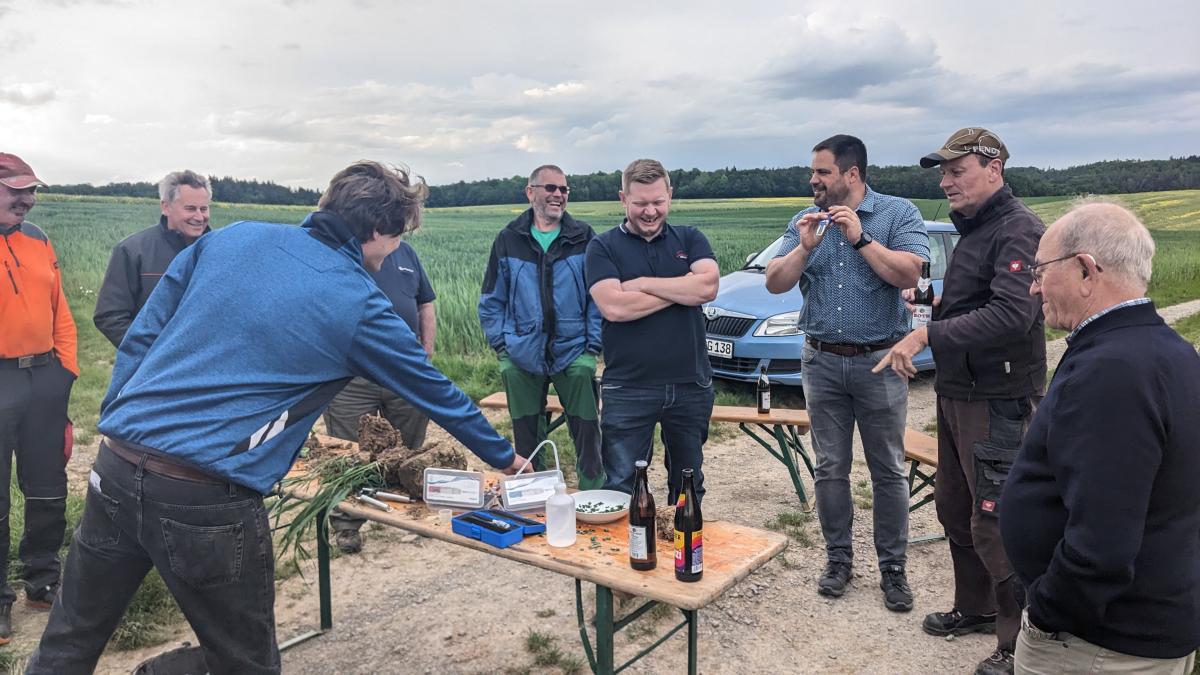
[
  {"xmin": 2, "ymin": 233, "xmax": 21, "ymax": 268},
  {"xmin": 534, "ymin": 234, "xmax": 558, "ymax": 375},
  {"xmin": 4, "ymin": 260, "xmax": 17, "ymax": 294}
]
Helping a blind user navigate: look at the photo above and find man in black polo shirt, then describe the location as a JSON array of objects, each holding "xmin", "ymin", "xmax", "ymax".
[{"xmin": 585, "ymin": 158, "xmax": 719, "ymax": 503}]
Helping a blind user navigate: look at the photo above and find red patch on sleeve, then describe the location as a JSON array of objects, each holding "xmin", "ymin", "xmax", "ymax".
[{"xmin": 1009, "ymin": 260, "xmax": 1023, "ymax": 272}]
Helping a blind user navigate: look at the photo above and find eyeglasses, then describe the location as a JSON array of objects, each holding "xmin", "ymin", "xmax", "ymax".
[
  {"xmin": 1030, "ymin": 252, "xmax": 1103, "ymax": 285},
  {"xmin": 529, "ymin": 184, "xmax": 570, "ymax": 195}
]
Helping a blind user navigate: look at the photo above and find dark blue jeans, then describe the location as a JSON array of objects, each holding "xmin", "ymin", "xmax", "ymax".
[
  {"xmin": 27, "ymin": 443, "xmax": 279, "ymax": 674},
  {"xmin": 600, "ymin": 379, "xmax": 714, "ymax": 505}
]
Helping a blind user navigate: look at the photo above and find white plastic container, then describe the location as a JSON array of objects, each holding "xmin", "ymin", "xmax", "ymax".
[
  {"xmin": 423, "ymin": 468, "xmax": 485, "ymax": 509},
  {"xmin": 545, "ymin": 482, "xmax": 577, "ymax": 547}
]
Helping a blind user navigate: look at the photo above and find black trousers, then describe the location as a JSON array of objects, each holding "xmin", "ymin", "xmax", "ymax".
[
  {"xmin": 935, "ymin": 395, "xmax": 1034, "ymax": 652},
  {"xmin": 27, "ymin": 444, "xmax": 279, "ymax": 674},
  {"xmin": 0, "ymin": 358, "xmax": 73, "ymax": 603}
]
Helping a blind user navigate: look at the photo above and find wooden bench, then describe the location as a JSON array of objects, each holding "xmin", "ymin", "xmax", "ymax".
[{"xmin": 478, "ymin": 392, "xmax": 939, "ymax": 517}]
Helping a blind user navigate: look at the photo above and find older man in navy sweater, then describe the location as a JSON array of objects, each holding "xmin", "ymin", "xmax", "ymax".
[{"xmin": 1001, "ymin": 201, "xmax": 1199, "ymax": 674}]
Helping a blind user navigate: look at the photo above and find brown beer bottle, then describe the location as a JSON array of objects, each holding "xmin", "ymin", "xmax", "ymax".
[
  {"xmin": 674, "ymin": 469, "xmax": 703, "ymax": 582},
  {"xmin": 628, "ymin": 460, "xmax": 656, "ymax": 571},
  {"xmin": 911, "ymin": 261, "xmax": 934, "ymax": 330}
]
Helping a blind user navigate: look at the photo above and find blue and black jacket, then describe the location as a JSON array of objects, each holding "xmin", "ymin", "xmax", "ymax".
[
  {"xmin": 478, "ymin": 209, "xmax": 601, "ymax": 376},
  {"xmin": 99, "ymin": 211, "xmax": 514, "ymax": 493}
]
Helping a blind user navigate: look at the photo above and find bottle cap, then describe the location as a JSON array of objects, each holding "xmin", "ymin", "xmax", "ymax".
[
  {"xmin": 682, "ymin": 468, "xmax": 694, "ymax": 477},
  {"xmin": 635, "ymin": 460, "xmax": 648, "ymax": 469},
  {"xmin": 555, "ymin": 482, "xmax": 567, "ymax": 492}
]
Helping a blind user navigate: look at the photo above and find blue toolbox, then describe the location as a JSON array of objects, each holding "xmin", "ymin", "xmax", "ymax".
[{"xmin": 451, "ymin": 509, "xmax": 546, "ymax": 549}]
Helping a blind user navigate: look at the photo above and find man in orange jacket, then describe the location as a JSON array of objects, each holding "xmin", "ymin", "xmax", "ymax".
[{"xmin": 0, "ymin": 153, "xmax": 77, "ymax": 644}]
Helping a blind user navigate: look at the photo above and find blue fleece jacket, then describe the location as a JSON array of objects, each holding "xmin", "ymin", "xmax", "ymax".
[{"xmin": 99, "ymin": 212, "xmax": 514, "ymax": 493}]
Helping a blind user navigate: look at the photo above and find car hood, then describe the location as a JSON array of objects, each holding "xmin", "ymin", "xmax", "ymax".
[{"xmin": 707, "ymin": 270, "xmax": 803, "ymax": 319}]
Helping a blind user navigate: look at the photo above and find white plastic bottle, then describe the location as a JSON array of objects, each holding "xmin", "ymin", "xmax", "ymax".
[{"xmin": 545, "ymin": 482, "xmax": 577, "ymax": 547}]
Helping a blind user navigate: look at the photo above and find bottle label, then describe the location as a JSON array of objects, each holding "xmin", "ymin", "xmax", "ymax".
[
  {"xmin": 759, "ymin": 391, "xmax": 770, "ymax": 410},
  {"xmin": 674, "ymin": 529, "xmax": 703, "ymax": 573},
  {"xmin": 917, "ymin": 277, "xmax": 931, "ymax": 293},
  {"xmin": 911, "ymin": 305, "xmax": 932, "ymax": 330},
  {"xmin": 629, "ymin": 525, "xmax": 648, "ymax": 560}
]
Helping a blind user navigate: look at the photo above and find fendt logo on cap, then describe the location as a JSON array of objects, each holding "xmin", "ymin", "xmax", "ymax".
[{"xmin": 972, "ymin": 144, "xmax": 1001, "ymax": 157}]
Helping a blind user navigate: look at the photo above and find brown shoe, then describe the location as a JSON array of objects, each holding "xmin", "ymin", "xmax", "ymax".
[
  {"xmin": 0, "ymin": 602, "xmax": 12, "ymax": 644},
  {"xmin": 25, "ymin": 582, "xmax": 59, "ymax": 610}
]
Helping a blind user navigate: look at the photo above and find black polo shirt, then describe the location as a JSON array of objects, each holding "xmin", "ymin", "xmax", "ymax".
[
  {"xmin": 371, "ymin": 241, "xmax": 434, "ymax": 333},
  {"xmin": 584, "ymin": 221, "xmax": 715, "ymax": 385}
]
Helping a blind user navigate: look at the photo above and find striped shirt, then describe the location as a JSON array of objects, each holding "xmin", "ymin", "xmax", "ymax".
[{"xmin": 1067, "ymin": 297, "xmax": 1151, "ymax": 342}]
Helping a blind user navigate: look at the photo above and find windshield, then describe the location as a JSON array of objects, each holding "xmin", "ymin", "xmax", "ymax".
[{"xmin": 742, "ymin": 235, "xmax": 788, "ymax": 269}]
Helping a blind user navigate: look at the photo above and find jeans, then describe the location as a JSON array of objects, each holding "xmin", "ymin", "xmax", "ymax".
[
  {"xmin": 801, "ymin": 341, "xmax": 909, "ymax": 569},
  {"xmin": 27, "ymin": 443, "xmax": 279, "ymax": 675},
  {"xmin": 0, "ymin": 359, "xmax": 73, "ymax": 604},
  {"xmin": 600, "ymin": 379, "xmax": 714, "ymax": 505}
]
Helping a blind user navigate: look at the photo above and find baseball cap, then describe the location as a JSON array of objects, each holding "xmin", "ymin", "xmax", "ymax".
[
  {"xmin": 920, "ymin": 128, "xmax": 1010, "ymax": 168},
  {"xmin": 0, "ymin": 153, "xmax": 48, "ymax": 189}
]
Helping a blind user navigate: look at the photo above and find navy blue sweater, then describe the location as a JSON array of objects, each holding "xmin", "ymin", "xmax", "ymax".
[{"xmin": 1001, "ymin": 302, "xmax": 1200, "ymax": 658}]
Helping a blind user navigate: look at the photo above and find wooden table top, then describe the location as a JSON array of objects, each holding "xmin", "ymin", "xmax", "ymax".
[
  {"xmin": 289, "ymin": 435, "xmax": 788, "ymax": 611},
  {"xmin": 478, "ymin": 392, "xmax": 812, "ymax": 431}
]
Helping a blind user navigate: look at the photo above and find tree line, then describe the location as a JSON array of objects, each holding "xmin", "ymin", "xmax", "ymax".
[{"xmin": 47, "ymin": 156, "xmax": 1200, "ymax": 207}]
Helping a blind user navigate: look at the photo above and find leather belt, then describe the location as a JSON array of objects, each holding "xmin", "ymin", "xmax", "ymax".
[
  {"xmin": 104, "ymin": 438, "xmax": 223, "ymax": 484},
  {"xmin": 806, "ymin": 336, "xmax": 898, "ymax": 358},
  {"xmin": 0, "ymin": 351, "xmax": 53, "ymax": 369}
]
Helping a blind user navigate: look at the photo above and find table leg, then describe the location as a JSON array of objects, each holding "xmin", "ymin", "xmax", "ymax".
[
  {"xmin": 279, "ymin": 507, "xmax": 333, "ymax": 651},
  {"xmin": 594, "ymin": 586, "xmax": 615, "ymax": 674},
  {"xmin": 739, "ymin": 422, "xmax": 813, "ymax": 510},
  {"xmin": 685, "ymin": 608, "xmax": 697, "ymax": 675}
]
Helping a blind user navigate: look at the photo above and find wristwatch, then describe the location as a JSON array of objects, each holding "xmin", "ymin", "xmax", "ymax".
[{"xmin": 852, "ymin": 231, "xmax": 874, "ymax": 250}]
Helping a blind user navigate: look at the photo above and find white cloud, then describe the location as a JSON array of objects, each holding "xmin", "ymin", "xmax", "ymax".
[
  {"xmin": 0, "ymin": 82, "xmax": 56, "ymax": 106},
  {"xmin": 83, "ymin": 113, "xmax": 114, "ymax": 124},
  {"xmin": 524, "ymin": 82, "xmax": 585, "ymax": 98}
]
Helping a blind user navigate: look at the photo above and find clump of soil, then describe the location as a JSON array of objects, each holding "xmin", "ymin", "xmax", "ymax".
[
  {"xmin": 655, "ymin": 505, "xmax": 675, "ymax": 542},
  {"xmin": 306, "ymin": 414, "xmax": 467, "ymax": 495}
]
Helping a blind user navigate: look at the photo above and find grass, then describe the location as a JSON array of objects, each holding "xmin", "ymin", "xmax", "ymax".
[
  {"xmin": 521, "ymin": 630, "xmax": 584, "ymax": 674},
  {"xmin": 1171, "ymin": 313, "xmax": 1200, "ymax": 349},
  {"xmin": 764, "ymin": 509, "xmax": 815, "ymax": 547},
  {"xmin": 852, "ymin": 479, "xmax": 874, "ymax": 510}
]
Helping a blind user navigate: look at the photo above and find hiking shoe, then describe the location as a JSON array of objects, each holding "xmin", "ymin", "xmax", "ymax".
[
  {"xmin": 974, "ymin": 647, "xmax": 1014, "ymax": 675},
  {"xmin": 0, "ymin": 602, "xmax": 11, "ymax": 645},
  {"xmin": 335, "ymin": 529, "xmax": 364, "ymax": 554},
  {"xmin": 922, "ymin": 608, "xmax": 997, "ymax": 637},
  {"xmin": 879, "ymin": 564, "xmax": 913, "ymax": 612},
  {"xmin": 817, "ymin": 561, "xmax": 853, "ymax": 597},
  {"xmin": 25, "ymin": 582, "xmax": 59, "ymax": 610}
]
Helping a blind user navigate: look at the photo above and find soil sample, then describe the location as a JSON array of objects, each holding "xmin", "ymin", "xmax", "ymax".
[{"xmin": 655, "ymin": 505, "xmax": 675, "ymax": 543}]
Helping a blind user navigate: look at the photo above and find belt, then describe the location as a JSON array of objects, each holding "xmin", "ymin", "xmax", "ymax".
[
  {"xmin": 806, "ymin": 337, "xmax": 898, "ymax": 358},
  {"xmin": 1021, "ymin": 610, "xmax": 1059, "ymax": 641},
  {"xmin": 0, "ymin": 351, "xmax": 53, "ymax": 369},
  {"xmin": 103, "ymin": 438, "xmax": 223, "ymax": 484}
]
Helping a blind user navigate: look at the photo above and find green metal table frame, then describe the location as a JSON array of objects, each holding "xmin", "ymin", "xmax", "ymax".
[
  {"xmin": 279, "ymin": 509, "xmax": 333, "ymax": 651},
  {"xmin": 574, "ymin": 582, "xmax": 697, "ymax": 675},
  {"xmin": 737, "ymin": 421, "xmax": 816, "ymax": 510},
  {"xmin": 906, "ymin": 457, "xmax": 946, "ymax": 543}
]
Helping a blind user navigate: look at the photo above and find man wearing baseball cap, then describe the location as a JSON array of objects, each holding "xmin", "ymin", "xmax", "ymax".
[
  {"xmin": 874, "ymin": 128, "xmax": 1046, "ymax": 675},
  {"xmin": 0, "ymin": 153, "xmax": 78, "ymax": 643}
]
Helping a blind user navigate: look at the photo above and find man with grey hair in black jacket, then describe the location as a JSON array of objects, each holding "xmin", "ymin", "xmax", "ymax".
[{"xmin": 93, "ymin": 169, "xmax": 213, "ymax": 347}]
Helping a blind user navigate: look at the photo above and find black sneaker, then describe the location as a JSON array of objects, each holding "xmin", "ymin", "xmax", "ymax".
[
  {"xmin": 879, "ymin": 564, "xmax": 913, "ymax": 612},
  {"xmin": 974, "ymin": 647, "xmax": 1014, "ymax": 675},
  {"xmin": 817, "ymin": 561, "xmax": 853, "ymax": 597},
  {"xmin": 335, "ymin": 529, "xmax": 364, "ymax": 554},
  {"xmin": 25, "ymin": 582, "xmax": 58, "ymax": 611},
  {"xmin": 922, "ymin": 608, "xmax": 997, "ymax": 636},
  {"xmin": 0, "ymin": 602, "xmax": 11, "ymax": 645}
]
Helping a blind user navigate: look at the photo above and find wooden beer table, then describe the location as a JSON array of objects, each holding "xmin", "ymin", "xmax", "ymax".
[
  {"xmin": 477, "ymin": 392, "xmax": 817, "ymax": 510},
  {"xmin": 281, "ymin": 435, "xmax": 788, "ymax": 675}
]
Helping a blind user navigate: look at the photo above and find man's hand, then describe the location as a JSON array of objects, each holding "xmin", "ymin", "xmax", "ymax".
[
  {"xmin": 901, "ymin": 287, "xmax": 942, "ymax": 311},
  {"xmin": 795, "ymin": 212, "xmax": 827, "ymax": 253},
  {"xmin": 872, "ymin": 326, "xmax": 929, "ymax": 379},
  {"xmin": 501, "ymin": 453, "xmax": 529, "ymax": 475},
  {"xmin": 828, "ymin": 204, "xmax": 863, "ymax": 245}
]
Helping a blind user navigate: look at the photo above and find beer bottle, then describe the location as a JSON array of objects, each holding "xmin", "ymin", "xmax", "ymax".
[
  {"xmin": 628, "ymin": 460, "xmax": 656, "ymax": 571},
  {"xmin": 756, "ymin": 365, "xmax": 771, "ymax": 414},
  {"xmin": 674, "ymin": 469, "xmax": 703, "ymax": 582},
  {"xmin": 911, "ymin": 261, "xmax": 934, "ymax": 330}
]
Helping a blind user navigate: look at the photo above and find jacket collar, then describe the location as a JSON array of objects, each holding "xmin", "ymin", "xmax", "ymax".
[
  {"xmin": 950, "ymin": 185, "xmax": 1016, "ymax": 235},
  {"xmin": 302, "ymin": 210, "xmax": 364, "ymax": 265},
  {"xmin": 157, "ymin": 215, "xmax": 211, "ymax": 248},
  {"xmin": 507, "ymin": 208, "xmax": 588, "ymax": 243},
  {"xmin": 1067, "ymin": 300, "xmax": 1160, "ymax": 346}
]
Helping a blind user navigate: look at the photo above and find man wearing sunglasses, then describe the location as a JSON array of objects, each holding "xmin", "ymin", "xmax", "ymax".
[
  {"xmin": 875, "ymin": 128, "xmax": 1046, "ymax": 675},
  {"xmin": 1002, "ymin": 201, "xmax": 1198, "ymax": 675},
  {"xmin": 479, "ymin": 165, "xmax": 604, "ymax": 488}
]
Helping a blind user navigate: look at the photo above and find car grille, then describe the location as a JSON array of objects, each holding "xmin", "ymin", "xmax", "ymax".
[
  {"xmin": 767, "ymin": 359, "xmax": 803, "ymax": 374},
  {"xmin": 705, "ymin": 316, "xmax": 754, "ymax": 337},
  {"xmin": 709, "ymin": 357, "xmax": 804, "ymax": 376}
]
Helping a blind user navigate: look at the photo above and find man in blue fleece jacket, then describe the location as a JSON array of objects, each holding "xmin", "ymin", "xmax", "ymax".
[
  {"xmin": 1001, "ymin": 201, "xmax": 1199, "ymax": 674},
  {"xmin": 28, "ymin": 161, "xmax": 522, "ymax": 675}
]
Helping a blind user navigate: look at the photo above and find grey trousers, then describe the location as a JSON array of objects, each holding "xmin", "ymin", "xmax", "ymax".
[{"xmin": 1016, "ymin": 610, "xmax": 1196, "ymax": 674}]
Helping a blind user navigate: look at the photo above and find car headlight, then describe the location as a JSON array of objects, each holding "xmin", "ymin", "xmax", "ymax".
[{"xmin": 753, "ymin": 311, "xmax": 804, "ymax": 337}]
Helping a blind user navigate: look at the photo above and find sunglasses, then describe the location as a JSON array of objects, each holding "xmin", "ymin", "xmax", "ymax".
[{"xmin": 529, "ymin": 184, "xmax": 570, "ymax": 195}]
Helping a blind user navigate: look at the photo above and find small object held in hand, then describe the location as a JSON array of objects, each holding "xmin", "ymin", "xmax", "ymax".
[{"xmin": 816, "ymin": 217, "xmax": 830, "ymax": 237}]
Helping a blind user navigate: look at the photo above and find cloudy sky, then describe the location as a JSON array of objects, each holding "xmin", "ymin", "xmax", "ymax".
[{"xmin": 2, "ymin": 0, "xmax": 1198, "ymax": 189}]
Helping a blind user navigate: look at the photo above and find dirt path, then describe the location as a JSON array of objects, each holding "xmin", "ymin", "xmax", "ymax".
[{"xmin": 8, "ymin": 300, "xmax": 1197, "ymax": 674}]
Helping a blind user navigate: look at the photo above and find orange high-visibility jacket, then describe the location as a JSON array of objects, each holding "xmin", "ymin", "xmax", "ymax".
[{"xmin": 1, "ymin": 221, "xmax": 78, "ymax": 375}]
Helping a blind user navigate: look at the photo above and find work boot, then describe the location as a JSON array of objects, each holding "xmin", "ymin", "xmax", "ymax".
[
  {"xmin": 817, "ymin": 561, "xmax": 853, "ymax": 597},
  {"xmin": 974, "ymin": 647, "xmax": 1014, "ymax": 675},
  {"xmin": 879, "ymin": 564, "xmax": 913, "ymax": 612},
  {"xmin": 0, "ymin": 602, "xmax": 12, "ymax": 645},
  {"xmin": 25, "ymin": 581, "xmax": 59, "ymax": 610},
  {"xmin": 335, "ymin": 529, "xmax": 364, "ymax": 554},
  {"xmin": 922, "ymin": 608, "xmax": 997, "ymax": 636}
]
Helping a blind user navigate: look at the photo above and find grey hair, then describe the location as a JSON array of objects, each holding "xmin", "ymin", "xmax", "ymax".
[
  {"xmin": 528, "ymin": 164, "xmax": 565, "ymax": 185},
  {"xmin": 1053, "ymin": 197, "xmax": 1155, "ymax": 290},
  {"xmin": 158, "ymin": 170, "xmax": 212, "ymax": 204}
]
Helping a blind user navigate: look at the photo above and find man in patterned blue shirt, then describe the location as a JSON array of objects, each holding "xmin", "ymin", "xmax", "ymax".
[{"xmin": 766, "ymin": 134, "xmax": 929, "ymax": 612}]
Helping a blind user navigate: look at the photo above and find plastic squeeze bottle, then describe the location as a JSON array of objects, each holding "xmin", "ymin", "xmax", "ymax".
[{"xmin": 545, "ymin": 482, "xmax": 577, "ymax": 547}]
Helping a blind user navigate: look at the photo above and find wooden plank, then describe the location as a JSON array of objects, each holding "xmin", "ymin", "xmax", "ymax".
[
  {"xmin": 904, "ymin": 428, "xmax": 938, "ymax": 467},
  {"xmin": 292, "ymin": 435, "xmax": 788, "ymax": 611},
  {"xmin": 478, "ymin": 392, "xmax": 565, "ymax": 414},
  {"xmin": 709, "ymin": 404, "xmax": 811, "ymax": 429}
]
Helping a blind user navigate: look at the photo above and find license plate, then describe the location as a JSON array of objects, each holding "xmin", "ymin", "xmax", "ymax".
[{"xmin": 706, "ymin": 338, "xmax": 733, "ymax": 358}]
